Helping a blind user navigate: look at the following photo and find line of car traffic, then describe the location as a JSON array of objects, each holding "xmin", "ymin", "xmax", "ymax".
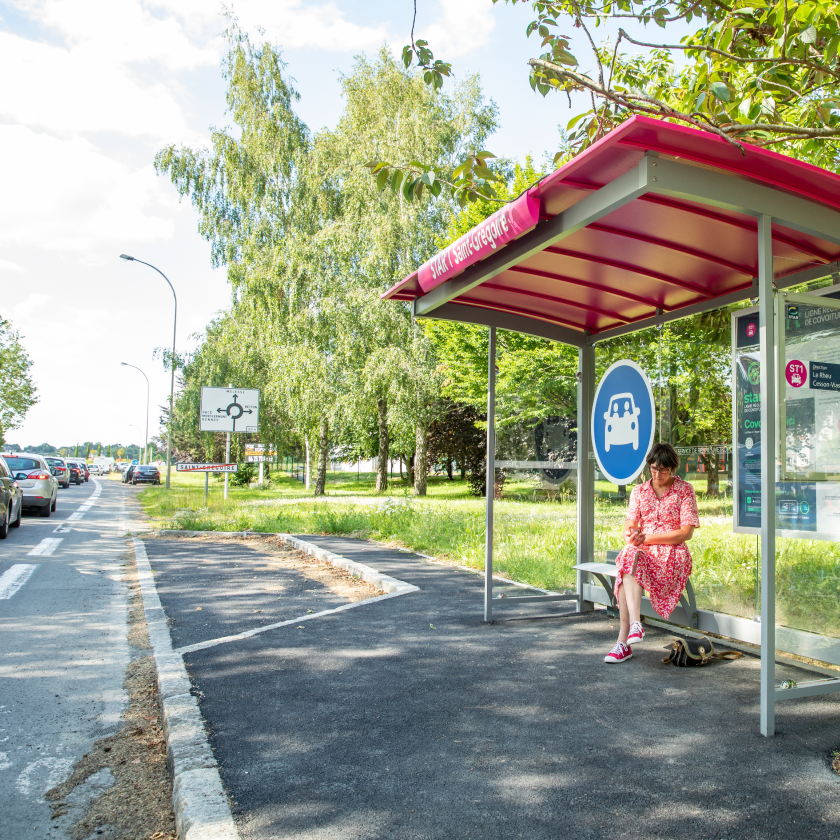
[{"xmin": 0, "ymin": 453, "xmax": 159, "ymax": 541}]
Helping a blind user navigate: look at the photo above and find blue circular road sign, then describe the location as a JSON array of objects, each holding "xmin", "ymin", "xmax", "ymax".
[{"xmin": 591, "ymin": 360, "xmax": 655, "ymax": 485}]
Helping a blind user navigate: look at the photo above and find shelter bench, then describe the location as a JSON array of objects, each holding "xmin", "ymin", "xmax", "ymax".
[{"xmin": 574, "ymin": 550, "xmax": 699, "ymax": 629}]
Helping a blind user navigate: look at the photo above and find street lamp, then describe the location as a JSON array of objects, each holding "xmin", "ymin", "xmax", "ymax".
[
  {"xmin": 120, "ymin": 254, "xmax": 177, "ymax": 488},
  {"xmin": 121, "ymin": 362, "xmax": 149, "ymax": 464}
]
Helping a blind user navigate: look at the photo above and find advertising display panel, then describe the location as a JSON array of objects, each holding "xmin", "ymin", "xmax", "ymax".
[{"xmin": 733, "ymin": 284, "xmax": 840, "ymax": 538}]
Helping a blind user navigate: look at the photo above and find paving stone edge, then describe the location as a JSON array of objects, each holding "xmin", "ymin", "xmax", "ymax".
[{"xmin": 132, "ymin": 537, "xmax": 240, "ymax": 840}]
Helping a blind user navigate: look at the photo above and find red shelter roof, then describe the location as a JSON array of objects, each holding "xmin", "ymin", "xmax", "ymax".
[{"xmin": 383, "ymin": 117, "xmax": 840, "ymax": 344}]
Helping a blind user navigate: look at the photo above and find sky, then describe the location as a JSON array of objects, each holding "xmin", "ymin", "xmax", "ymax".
[{"xmin": 0, "ymin": 0, "xmax": 657, "ymax": 450}]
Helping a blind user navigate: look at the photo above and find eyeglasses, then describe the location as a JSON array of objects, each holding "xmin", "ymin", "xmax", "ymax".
[{"xmin": 649, "ymin": 466, "xmax": 671, "ymax": 475}]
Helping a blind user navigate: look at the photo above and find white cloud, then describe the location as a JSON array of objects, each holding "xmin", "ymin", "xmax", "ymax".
[
  {"xmin": 0, "ymin": 32, "xmax": 194, "ymax": 140},
  {"xmin": 7, "ymin": 0, "xmax": 220, "ymax": 70},
  {"xmin": 0, "ymin": 126, "xmax": 176, "ymax": 251},
  {"xmin": 223, "ymin": 0, "xmax": 391, "ymax": 52},
  {"xmin": 0, "ymin": 260, "xmax": 24, "ymax": 272},
  {"xmin": 422, "ymin": 0, "xmax": 497, "ymax": 58}
]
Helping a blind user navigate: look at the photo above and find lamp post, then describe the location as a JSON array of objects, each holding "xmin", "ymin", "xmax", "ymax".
[
  {"xmin": 121, "ymin": 362, "xmax": 149, "ymax": 464},
  {"xmin": 120, "ymin": 254, "xmax": 177, "ymax": 488}
]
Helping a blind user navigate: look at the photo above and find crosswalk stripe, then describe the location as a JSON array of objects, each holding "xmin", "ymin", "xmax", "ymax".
[
  {"xmin": 28, "ymin": 538, "xmax": 63, "ymax": 557},
  {"xmin": 0, "ymin": 564, "xmax": 39, "ymax": 599}
]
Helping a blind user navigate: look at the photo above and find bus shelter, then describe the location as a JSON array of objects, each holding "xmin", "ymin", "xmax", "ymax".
[{"xmin": 384, "ymin": 116, "xmax": 840, "ymax": 736}]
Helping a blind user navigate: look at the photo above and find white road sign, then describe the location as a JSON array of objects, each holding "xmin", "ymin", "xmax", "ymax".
[
  {"xmin": 175, "ymin": 463, "xmax": 238, "ymax": 473},
  {"xmin": 200, "ymin": 387, "xmax": 260, "ymax": 433}
]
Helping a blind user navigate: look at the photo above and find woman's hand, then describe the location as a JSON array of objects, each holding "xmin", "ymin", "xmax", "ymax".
[{"xmin": 624, "ymin": 524, "xmax": 645, "ymax": 546}]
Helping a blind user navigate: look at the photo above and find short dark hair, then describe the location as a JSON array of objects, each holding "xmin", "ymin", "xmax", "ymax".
[{"xmin": 646, "ymin": 442, "xmax": 679, "ymax": 472}]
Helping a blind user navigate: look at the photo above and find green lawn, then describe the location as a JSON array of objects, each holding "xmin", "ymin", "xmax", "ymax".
[{"xmin": 137, "ymin": 468, "xmax": 840, "ymax": 638}]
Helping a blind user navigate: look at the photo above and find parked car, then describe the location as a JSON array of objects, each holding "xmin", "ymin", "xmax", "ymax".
[
  {"xmin": 65, "ymin": 461, "xmax": 84, "ymax": 485},
  {"xmin": 132, "ymin": 465, "xmax": 161, "ymax": 485},
  {"xmin": 44, "ymin": 456, "xmax": 71, "ymax": 488},
  {"xmin": 0, "ymin": 454, "xmax": 24, "ymax": 537},
  {"xmin": 122, "ymin": 465, "xmax": 136, "ymax": 483},
  {"xmin": 3, "ymin": 453, "xmax": 57, "ymax": 517}
]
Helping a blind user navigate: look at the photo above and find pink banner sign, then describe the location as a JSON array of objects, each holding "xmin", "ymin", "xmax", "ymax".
[{"xmin": 416, "ymin": 192, "xmax": 540, "ymax": 294}]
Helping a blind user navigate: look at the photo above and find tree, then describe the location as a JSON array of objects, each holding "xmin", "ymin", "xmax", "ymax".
[
  {"xmin": 370, "ymin": 0, "xmax": 840, "ymax": 199},
  {"xmin": 314, "ymin": 49, "xmax": 498, "ymax": 491},
  {"xmin": 0, "ymin": 318, "xmax": 37, "ymax": 444},
  {"xmin": 428, "ymin": 402, "xmax": 486, "ymax": 480}
]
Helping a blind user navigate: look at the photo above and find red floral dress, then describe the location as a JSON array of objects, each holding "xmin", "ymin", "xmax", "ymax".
[{"xmin": 614, "ymin": 477, "xmax": 700, "ymax": 619}]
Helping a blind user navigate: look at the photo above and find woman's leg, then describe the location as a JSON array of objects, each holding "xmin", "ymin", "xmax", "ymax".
[
  {"xmin": 617, "ymin": 580, "xmax": 631, "ymax": 643},
  {"xmin": 622, "ymin": 572, "xmax": 643, "ymax": 626}
]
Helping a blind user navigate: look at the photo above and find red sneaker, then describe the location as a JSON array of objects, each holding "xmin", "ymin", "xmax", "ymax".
[
  {"xmin": 627, "ymin": 621, "xmax": 645, "ymax": 646},
  {"xmin": 604, "ymin": 641, "xmax": 633, "ymax": 663}
]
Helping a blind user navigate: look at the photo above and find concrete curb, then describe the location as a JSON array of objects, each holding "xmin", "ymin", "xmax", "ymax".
[
  {"xmin": 132, "ymin": 537, "xmax": 240, "ymax": 840},
  {"xmin": 275, "ymin": 533, "xmax": 419, "ymax": 596},
  {"xmin": 157, "ymin": 529, "xmax": 419, "ymax": 596}
]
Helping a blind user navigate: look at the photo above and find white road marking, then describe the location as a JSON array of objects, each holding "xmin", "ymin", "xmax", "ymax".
[
  {"xmin": 0, "ymin": 564, "xmax": 39, "ymax": 598},
  {"xmin": 28, "ymin": 538, "xmax": 63, "ymax": 557},
  {"xmin": 67, "ymin": 480, "xmax": 102, "ymax": 521},
  {"xmin": 175, "ymin": 591, "xmax": 409, "ymax": 655}
]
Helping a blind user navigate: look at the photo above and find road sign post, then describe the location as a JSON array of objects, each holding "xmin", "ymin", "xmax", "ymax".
[
  {"xmin": 225, "ymin": 432, "xmax": 230, "ymax": 500},
  {"xmin": 199, "ymin": 386, "xmax": 260, "ymax": 500},
  {"xmin": 175, "ymin": 461, "xmax": 237, "ymax": 507}
]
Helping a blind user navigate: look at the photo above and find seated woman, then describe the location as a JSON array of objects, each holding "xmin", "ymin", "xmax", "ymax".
[{"xmin": 604, "ymin": 442, "xmax": 700, "ymax": 664}]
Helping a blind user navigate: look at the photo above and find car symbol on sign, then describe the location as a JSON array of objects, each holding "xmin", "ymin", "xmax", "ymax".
[{"xmin": 604, "ymin": 392, "xmax": 641, "ymax": 452}]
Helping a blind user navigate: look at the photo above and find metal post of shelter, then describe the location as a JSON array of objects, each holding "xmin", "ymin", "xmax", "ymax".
[
  {"xmin": 758, "ymin": 214, "xmax": 777, "ymax": 737},
  {"xmin": 484, "ymin": 326, "xmax": 497, "ymax": 623},
  {"xmin": 577, "ymin": 343, "xmax": 595, "ymax": 613}
]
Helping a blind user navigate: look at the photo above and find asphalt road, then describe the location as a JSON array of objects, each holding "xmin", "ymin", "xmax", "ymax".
[
  {"xmin": 0, "ymin": 477, "xmax": 140, "ymax": 840},
  {"xmin": 145, "ymin": 534, "xmax": 840, "ymax": 840}
]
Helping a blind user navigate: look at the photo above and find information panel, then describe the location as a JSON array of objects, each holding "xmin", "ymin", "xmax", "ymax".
[
  {"xmin": 733, "ymin": 284, "xmax": 840, "ymax": 538},
  {"xmin": 244, "ymin": 443, "xmax": 275, "ymax": 463}
]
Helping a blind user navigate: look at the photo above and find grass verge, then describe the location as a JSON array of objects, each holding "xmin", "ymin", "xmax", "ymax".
[{"xmin": 137, "ymin": 470, "xmax": 840, "ymax": 638}]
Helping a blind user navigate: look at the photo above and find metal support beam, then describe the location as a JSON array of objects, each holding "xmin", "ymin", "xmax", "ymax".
[
  {"xmin": 649, "ymin": 158, "xmax": 840, "ymax": 249},
  {"xmin": 592, "ymin": 261, "xmax": 840, "ymax": 344},
  {"xmin": 416, "ymin": 301, "xmax": 585, "ymax": 346},
  {"xmin": 484, "ymin": 326, "xmax": 497, "ymax": 623},
  {"xmin": 775, "ymin": 678, "xmax": 840, "ymax": 701},
  {"xmin": 415, "ymin": 156, "xmax": 658, "ymax": 316},
  {"xmin": 758, "ymin": 214, "xmax": 777, "ymax": 737},
  {"xmin": 577, "ymin": 343, "xmax": 595, "ymax": 613}
]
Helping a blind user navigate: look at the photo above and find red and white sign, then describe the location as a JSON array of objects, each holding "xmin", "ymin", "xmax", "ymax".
[
  {"xmin": 175, "ymin": 463, "xmax": 238, "ymax": 473},
  {"xmin": 416, "ymin": 192, "xmax": 540, "ymax": 294},
  {"xmin": 786, "ymin": 359, "xmax": 807, "ymax": 388},
  {"xmin": 746, "ymin": 322, "xmax": 757, "ymax": 339}
]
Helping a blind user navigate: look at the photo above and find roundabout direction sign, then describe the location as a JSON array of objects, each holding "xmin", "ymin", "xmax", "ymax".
[
  {"xmin": 591, "ymin": 360, "xmax": 656, "ymax": 486},
  {"xmin": 200, "ymin": 387, "xmax": 260, "ymax": 433}
]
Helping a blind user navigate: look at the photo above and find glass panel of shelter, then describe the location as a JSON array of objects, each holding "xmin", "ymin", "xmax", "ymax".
[
  {"xmin": 775, "ymin": 286, "xmax": 840, "ymax": 640},
  {"xmin": 491, "ymin": 340, "xmax": 579, "ymax": 599},
  {"xmin": 590, "ymin": 318, "xmax": 759, "ymax": 625}
]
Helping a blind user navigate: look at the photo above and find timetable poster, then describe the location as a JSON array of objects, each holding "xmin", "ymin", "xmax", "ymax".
[{"xmin": 733, "ymin": 289, "xmax": 840, "ymax": 538}]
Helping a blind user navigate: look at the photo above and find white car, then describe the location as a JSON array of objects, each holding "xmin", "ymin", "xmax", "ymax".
[
  {"xmin": 604, "ymin": 392, "xmax": 641, "ymax": 452},
  {"xmin": 88, "ymin": 464, "xmax": 102, "ymax": 475}
]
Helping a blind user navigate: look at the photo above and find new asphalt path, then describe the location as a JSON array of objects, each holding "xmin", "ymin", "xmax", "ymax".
[{"xmin": 144, "ymin": 533, "xmax": 840, "ymax": 840}]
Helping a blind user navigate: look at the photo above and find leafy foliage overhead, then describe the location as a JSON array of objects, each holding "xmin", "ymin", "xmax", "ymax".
[{"xmin": 370, "ymin": 0, "xmax": 840, "ymax": 200}]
